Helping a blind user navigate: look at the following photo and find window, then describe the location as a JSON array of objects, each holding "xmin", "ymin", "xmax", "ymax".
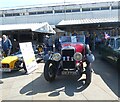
[
  {"xmin": 101, "ymin": 6, "xmax": 109, "ymax": 10},
  {"xmin": 5, "ymin": 13, "xmax": 12, "ymax": 17},
  {"xmin": 116, "ymin": 38, "xmax": 120, "ymax": 49},
  {"xmin": 112, "ymin": 6, "xmax": 118, "ymax": 9},
  {"xmin": 66, "ymin": 9, "xmax": 71, "ymax": 13},
  {"xmin": 37, "ymin": 11, "xmax": 44, "ymax": 14},
  {"xmin": 112, "ymin": 6, "xmax": 120, "ymax": 10},
  {"xmin": 29, "ymin": 12, "xmax": 36, "ymax": 15},
  {"xmin": 13, "ymin": 13, "xmax": 20, "ymax": 16},
  {"xmin": 72, "ymin": 9, "xmax": 80, "ymax": 12},
  {"xmin": 45, "ymin": 11, "xmax": 53, "ymax": 14},
  {"xmin": 109, "ymin": 39, "xmax": 115, "ymax": 48},
  {"xmin": 92, "ymin": 7, "xmax": 100, "ymax": 11},
  {"xmin": 55, "ymin": 10, "xmax": 63, "ymax": 13},
  {"xmin": 0, "ymin": 14, "xmax": 3, "ymax": 17},
  {"xmin": 82, "ymin": 8, "xmax": 90, "ymax": 12}
]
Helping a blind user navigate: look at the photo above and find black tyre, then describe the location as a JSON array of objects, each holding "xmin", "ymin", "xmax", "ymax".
[
  {"xmin": 116, "ymin": 59, "xmax": 120, "ymax": 69},
  {"xmin": 86, "ymin": 66, "xmax": 92, "ymax": 85},
  {"xmin": 22, "ymin": 62, "xmax": 27, "ymax": 73},
  {"xmin": 44, "ymin": 60, "xmax": 56, "ymax": 82},
  {"xmin": 14, "ymin": 61, "xmax": 21, "ymax": 71}
]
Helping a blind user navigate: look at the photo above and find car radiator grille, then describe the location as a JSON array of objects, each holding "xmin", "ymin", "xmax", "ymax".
[
  {"xmin": 62, "ymin": 49, "xmax": 75, "ymax": 69},
  {"xmin": 2, "ymin": 64, "xmax": 9, "ymax": 68}
]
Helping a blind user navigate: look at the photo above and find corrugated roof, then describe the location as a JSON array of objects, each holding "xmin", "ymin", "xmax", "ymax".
[
  {"xmin": 57, "ymin": 17, "xmax": 119, "ymax": 26},
  {"xmin": 0, "ymin": 22, "xmax": 56, "ymax": 34}
]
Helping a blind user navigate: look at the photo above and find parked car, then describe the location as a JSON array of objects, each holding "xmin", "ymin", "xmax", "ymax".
[
  {"xmin": 0, "ymin": 45, "xmax": 43, "ymax": 72},
  {"xmin": 1, "ymin": 50, "xmax": 24, "ymax": 72},
  {"xmin": 44, "ymin": 35, "xmax": 95, "ymax": 85},
  {"xmin": 100, "ymin": 36, "xmax": 120, "ymax": 68}
]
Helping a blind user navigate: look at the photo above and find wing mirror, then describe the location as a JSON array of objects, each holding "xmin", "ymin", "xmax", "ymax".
[{"xmin": 108, "ymin": 44, "xmax": 111, "ymax": 47}]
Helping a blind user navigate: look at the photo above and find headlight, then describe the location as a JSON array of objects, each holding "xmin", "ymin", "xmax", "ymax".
[
  {"xmin": 52, "ymin": 53, "xmax": 61, "ymax": 61},
  {"xmin": 74, "ymin": 52, "xmax": 82, "ymax": 61}
]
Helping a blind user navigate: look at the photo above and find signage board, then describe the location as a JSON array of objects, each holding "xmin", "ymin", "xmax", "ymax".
[{"xmin": 19, "ymin": 42, "xmax": 38, "ymax": 74}]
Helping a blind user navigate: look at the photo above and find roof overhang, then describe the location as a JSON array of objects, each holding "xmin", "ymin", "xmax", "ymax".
[
  {"xmin": 0, "ymin": 22, "xmax": 56, "ymax": 34},
  {"xmin": 57, "ymin": 17, "xmax": 120, "ymax": 31}
]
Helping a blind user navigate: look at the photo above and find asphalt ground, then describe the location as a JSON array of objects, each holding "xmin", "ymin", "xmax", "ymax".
[{"xmin": 0, "ymin": 52, "xmax": 119, "ymax": 101}]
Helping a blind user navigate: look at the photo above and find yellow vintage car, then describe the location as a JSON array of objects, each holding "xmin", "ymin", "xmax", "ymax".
[
  {"xmin": 0, "ymin": 43, "xmax": 44, "ymax": 72},
  {"xmin": 1, "ymin": 53, "xmax": 25, "ymax": 72},
  {"xmin": 1, "ymin": 56, "xmax": 18, "ymax": 72},
  {"xmin": 1, "ymin": 50, "xmax": 43, "ymax": 72}
]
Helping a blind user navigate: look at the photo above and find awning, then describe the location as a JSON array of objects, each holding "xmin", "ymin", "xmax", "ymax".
[
  {"xmin": 0, "ymin": 22, "xmax": 56, "ymax": 34},
  {"xmin": 54, "ymin": 28, "xmax": 65, "ymax": 33},
  {"xmin": 57, "ymin": 17, "xmax": 119, "ymax": 26}
]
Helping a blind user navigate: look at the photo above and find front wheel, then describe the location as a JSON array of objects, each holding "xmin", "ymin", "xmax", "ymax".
[
  {"xmin": 86, "ymin": 66, "xmax": 92, "ymax": 85},
  {"xmin": 44, "ymin": 60, "xmax": 56, "ymax": 82},
  {"xmin": 13, "ymin": 61, "xmax": 21, "ymax": 71},
  {"xmin": 116, "ymin": 59, "xmax": 120, "ymax": 69}
]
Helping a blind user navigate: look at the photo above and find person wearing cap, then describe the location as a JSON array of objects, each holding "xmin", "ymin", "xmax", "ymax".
[{"xmin": 2, "ymin": 35, "xmax": 12, "ymax": 57}]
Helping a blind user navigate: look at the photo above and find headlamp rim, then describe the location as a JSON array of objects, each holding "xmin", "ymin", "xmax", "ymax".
[
  {"xmin": 52, "ymin": 53, "xmax": 61, "ymax": 61},
  {"xmin": 74, "ymin": 52, "xmax": 82, "ymax": 61}
]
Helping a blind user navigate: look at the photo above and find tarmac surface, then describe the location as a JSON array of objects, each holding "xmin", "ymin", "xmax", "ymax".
[{"xmin": 0, "ymin": 52, "xmax": 119, "ymax": 101}]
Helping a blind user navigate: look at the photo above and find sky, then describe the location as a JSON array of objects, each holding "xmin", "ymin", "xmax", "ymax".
[{"xmin": 0, "ymin": 0, "xmax": 119, "ymax": 8}]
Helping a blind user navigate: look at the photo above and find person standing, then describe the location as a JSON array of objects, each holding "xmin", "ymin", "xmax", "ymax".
[
  {"xmin": 0, "ymin": 35, "xmax": 2, "ymax": 58},
  {"xmin": 72, "ymin": 31, "xmax": 77, "ymax": 36},
  {"xmin": 85, "ymin": 33, "xmax": 90, "ymax": 49},
  {"xmin": 2, "ymin": 35, "xmax": 12, "ymax": 57},
  {"xmin": 43, "ymin": 35, "xmax": 49, "ymax": 55},
  {"xmin": 48, "ymin": 36, "xmax": 53, "ymax": 51},
  {"xmin": 55, "ymin": 36, "xmax": 61, "ymax": 51},
  {"xmin": 0, "ymin": 35, "xmax": 3, "ymax": 84}
]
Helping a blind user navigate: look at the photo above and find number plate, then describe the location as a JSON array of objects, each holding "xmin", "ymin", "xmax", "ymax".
[
  {"xmin": 0, "ymin": 68, "xmax": 11, "ymax": 72},
  {"xmin": 62, "ymin": 71, "xmax": 77, "ymax": 75}
]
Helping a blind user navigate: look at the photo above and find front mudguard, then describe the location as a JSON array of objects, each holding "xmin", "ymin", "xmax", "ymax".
[{"xmin": 43, "ymin": 53, "xmax": 52, "ymax": 62}]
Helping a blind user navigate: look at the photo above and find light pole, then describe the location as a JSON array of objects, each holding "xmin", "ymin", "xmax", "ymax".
[{"xmin": 64, "ymin": 0, "xmax": 66, "ymax": 20}]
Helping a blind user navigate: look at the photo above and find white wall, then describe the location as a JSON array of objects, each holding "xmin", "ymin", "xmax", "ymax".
[{"xmin": 0, "ymin": 4, "xmax": 118, "ymax": 25}]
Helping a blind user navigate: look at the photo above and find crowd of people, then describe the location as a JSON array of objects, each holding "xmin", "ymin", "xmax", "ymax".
[
  {"xmin": 42, "ymin": 31, "xmax": 111, "ymax": 54},
  {"xmin": 0, "ymin": 31, "xmax": 111, "ymax": 58},
  {"xmin": 85, "ymin": 32, "xmax": 111, "ymax": 52}
]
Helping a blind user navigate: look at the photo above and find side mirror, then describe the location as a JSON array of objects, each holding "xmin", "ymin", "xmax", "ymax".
[
  {"xmin": 34, "ymin": 50, "xmax": 39, "ymax": 54},
  {"xmin": 108, "ymin": 44, "xmax": 113, "ymax": 49},
  {"xmin": 108, "ymin": 44, "xmax": 111, "ymax": 47}
]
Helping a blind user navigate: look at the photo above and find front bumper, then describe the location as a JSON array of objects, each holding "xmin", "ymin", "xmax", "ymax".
[{"xmin": 0, "ymin": 68, "xmax": 11, "ymax": 72}]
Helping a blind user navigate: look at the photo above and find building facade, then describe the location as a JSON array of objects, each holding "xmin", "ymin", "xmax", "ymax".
[{"xmin": 0, "ymin": 1, "xmax": 119, "ymax": 25}]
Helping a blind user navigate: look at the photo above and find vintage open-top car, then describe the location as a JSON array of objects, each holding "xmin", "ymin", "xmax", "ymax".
[
  {"xmin": 0, "ymin": 45, "xmax": 43, "ymax": 72},
  {"xmin": 1, "ymin": 51, "xmax": 25, "ymax": 72},
  {"xmin": 44, "ymin": 35, "xmax": 95, "ymax": 84},
  {"xmin": 100, "ymin": 36, "xmax": 120, "ymax": 68}
]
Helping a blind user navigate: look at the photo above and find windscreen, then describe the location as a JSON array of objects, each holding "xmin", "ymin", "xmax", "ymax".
[
  {"xmin": 59, "ymin": 35, "xmax": 85, "ymax": 44},
  {"xmin": 116, "ymin": 38, "xmax": 120, "ymax": 49}
]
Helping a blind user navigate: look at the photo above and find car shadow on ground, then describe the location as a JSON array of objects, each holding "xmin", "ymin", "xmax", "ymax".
[
  {"xmin": 20, "ymin": 73, "xmax": 89, "ymax": 97},
  {"xmin": 2, "ymin": 70, "xmax": 26, "ymax": 79},
  {"xmin": 92, "ymin": 51, "xmax": 119, "ymax": 97}
]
